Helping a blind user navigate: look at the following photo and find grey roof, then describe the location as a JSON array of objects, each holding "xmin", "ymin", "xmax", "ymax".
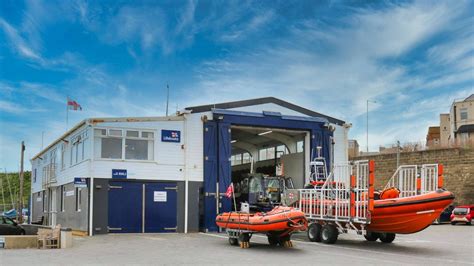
[
  {"xmin": 185, "ymin": 97, "xmax": 345, "ymax": 125},
  {"xmin": 457, "ymin": 124, "xmax": 474, "ymax": 133},
  {"xmin": 465, "ymin": 94, "xmax": 474, "ymax": 101}
]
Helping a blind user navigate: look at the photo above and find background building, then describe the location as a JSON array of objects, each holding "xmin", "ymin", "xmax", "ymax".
[
  {"xmin": 426, "ymin": 126, "xmax": 440, "ymax": 148},
  {"xmin": 439, "ymin": 94, "xmax": 474, "ymax": 146},
  {"xmin": 348, "ymin": 139, "xmax": 359, "ymax": 158},
  {"xmin": 30, "ymin": 97, "xmax": 349, "ymax": 235}
]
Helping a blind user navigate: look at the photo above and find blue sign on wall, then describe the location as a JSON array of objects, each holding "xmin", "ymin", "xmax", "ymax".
[
  {"xmin": 112, "ymin": 169, "xmax": 127, "ymax": 179},
  {"xmin": 161, "ymin": 130, "xmax": 181, "ymax": 143},
  {"xmin": 74, "ymin": 177, "xmax": 87, "ymax": 188}
]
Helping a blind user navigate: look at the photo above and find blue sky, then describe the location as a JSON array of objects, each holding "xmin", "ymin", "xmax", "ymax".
[{"xmin": 1, "ymin": 0, "xmax": 473, "ymax": 171}]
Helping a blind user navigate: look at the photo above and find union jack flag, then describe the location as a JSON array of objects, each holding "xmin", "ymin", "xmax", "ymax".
[
  {"xmin": 225, "ymin": 183, "xmax": 234, "ymax": 198},
  {"xmin": 67, "ymin": 97, "xmax": 82, "ymax": 111}
]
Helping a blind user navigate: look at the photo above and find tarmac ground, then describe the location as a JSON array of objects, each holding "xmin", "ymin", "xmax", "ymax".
[{"xmin": 0, "ymin": 223, "xmax": 472, "ymax": 265}]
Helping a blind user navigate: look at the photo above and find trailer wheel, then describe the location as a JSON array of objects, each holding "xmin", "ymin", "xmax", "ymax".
[
  {"xmin": 229, "ymin": 237, "xmax": 239, "ymax": 246},
  {"xmin": 321, "ymin": 224, "xmax": 338, "ymax": 244},
  {"xmin": 379, "ymin": 233, "xmax": 396, "ymax": 243},
  {"xmin": 267, "ymin": 235, "xmax": 279, "ymax": 246},
  {"xmin": 364, "ymin": 231, "xmax": 380, "ymax": 241},
  {"xmin": 307, "ymin": 223, "xmax": 322, "ymax": 242}
]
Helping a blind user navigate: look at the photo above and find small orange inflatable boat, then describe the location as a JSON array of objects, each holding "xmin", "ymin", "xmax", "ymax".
[{"xmin": 216, "ymin": 206, "xmax": 307, "ymax": 233}]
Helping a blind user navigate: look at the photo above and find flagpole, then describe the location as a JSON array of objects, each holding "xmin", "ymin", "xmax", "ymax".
[
  {"xmin": 232, "ymin": 183, "xmax": 237, "ymax": 212},
  {"xmin": 66, "ymin": 96, "xmax": 69, "ymax": 130},
  {"xmin": 166, "ymin": 83, "xmax": 170, "ymax": 116}
]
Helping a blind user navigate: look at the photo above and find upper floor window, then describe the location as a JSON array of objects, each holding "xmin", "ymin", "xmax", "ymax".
[
  {"xmin": 460, "ymin": 108, "xmax": 468, "ymax": 120},
  {"xmin": 296, "ymin": 141, "xmax": 304, "ymax": 153},
  {"xmin": 259, "ymin": 147, "xmax": 275, "ymax": 161},
  {"xmin": 95, "ymin": 128, "xmax": 154, "ymax": 161}
]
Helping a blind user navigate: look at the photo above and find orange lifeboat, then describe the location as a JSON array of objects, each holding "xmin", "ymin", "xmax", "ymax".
[
  {"xmin": 215, "ymin": 206, "xmax": 307, "ymax": 248},
  {"xmin": 368, "ymin": 189, "xmax": 454, "ymax": 234},
  {"xmin": 216, "ymin": 206, "xmax": 307, "ymax": 232}
]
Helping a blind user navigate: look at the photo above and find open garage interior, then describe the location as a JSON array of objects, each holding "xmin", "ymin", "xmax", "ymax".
[{"xmin": 230, "ymin": 125, "xmax": 309, "ymax": 211}]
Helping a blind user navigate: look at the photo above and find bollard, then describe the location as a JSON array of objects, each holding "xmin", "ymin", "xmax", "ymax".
[{"xmin": 60, "ymin": 228, "xmax": 73, "ymax": 249}]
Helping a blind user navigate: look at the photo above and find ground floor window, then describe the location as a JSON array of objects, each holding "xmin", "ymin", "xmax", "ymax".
[{"xmin": 75, "ymin": 187, "xmax": 82, "ymax": 212}]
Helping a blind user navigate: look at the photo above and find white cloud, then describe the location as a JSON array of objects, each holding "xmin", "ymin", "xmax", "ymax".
[{"xmin": 0, "ymin": 18, "xmax": 43, "ymax": 62}]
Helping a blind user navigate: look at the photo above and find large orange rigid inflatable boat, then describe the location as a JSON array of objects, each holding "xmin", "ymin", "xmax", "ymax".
[
  {"xmin": 297, "ymin": 189, "xmax": 454, "ymax": 234},
  {"xmin": 216, "ymin": 206, "xmax": 307, "ymax": 233},
  {"xmin": 368, "ymin": 189, "xmax": 454, "ymax": 234}
]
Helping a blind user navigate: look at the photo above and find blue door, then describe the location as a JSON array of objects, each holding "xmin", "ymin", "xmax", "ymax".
[
  {"xmin": 144, "ymin": 183, "xmax": 177, "ymax": 232},
  {"xmin": 218, "ymin": 122, "xmax": 232, "ymax": 213},
  {"xmin": 203, "ymin": 121, "xmax": 218, "ymax": 231},
  {"xmin": 108, "ymin": 181, "xmax": 143, "ymax": 233}
]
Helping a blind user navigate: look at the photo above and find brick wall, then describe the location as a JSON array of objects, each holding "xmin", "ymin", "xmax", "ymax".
[{"xmin": 354, "ymin": 148, "xmax": 474, "ymax": 205}]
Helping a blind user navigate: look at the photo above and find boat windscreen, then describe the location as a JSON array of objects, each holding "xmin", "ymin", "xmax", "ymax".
[
  {"xmin": 453, "ymin": 208, "xmax": 468, "ymax": 215},
  {"xmin": 249, "ymin": 177, "xmax": 263, "ymax": 193}
]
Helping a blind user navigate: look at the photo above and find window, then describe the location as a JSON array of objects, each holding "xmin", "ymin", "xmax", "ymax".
[
  {"xmin": 125, "ymin": 139, "xmax": 151, "ymax": 160},
  {"xmin": 231, "ymin": 154, "xmax": 242, "ymax": 166},
  {"xmin": 127, "ymin": 130, "xmax": 139, "ymax": 137},
  {"xmin": 95, "ymin": 128, "xmax": 154, "ymax": 160},
  {"xmin": 33, "ymin": 168, "xmax": 36, "ymax": 183},
  {"xmin": 460, "ymin": 108, "xmax": 468, "ymax": 120},
  {"xmin": 242, "ymin": 153, "xmax": 251, "ymax": 164},
  {"xmin": 259, "ymin": 147, "xmax": 275, "ymax": 161},
  {"xmin": 61, "ymin": 143, "xmax": 66, "ymax": 170},
  {"xmin": 42, "ymin": 192, "xmax": 47, "ymax": 213},
  {"xmin": 297, "ymin": 141, "xmax": 304, "ymax": 153},
  {"xmin": 276, "ymin": 145, "xmax": 288, "ymax": 158},
  {"xmin": 109, "ymin": 129, "xmax": 122, "ymax": 137},
  {"xmin": 101, "ymin": 138, "xmax": 123, "ymax": 159},
  {"xmin": 75, "ymin": 187, "xmax": 82, "ymax": 212},
  {"xmin": 60, "ymin": 186, "xmax": 65, "ymax": 212}
]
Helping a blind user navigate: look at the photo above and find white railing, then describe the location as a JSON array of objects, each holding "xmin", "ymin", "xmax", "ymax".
[
  {"xmin": 421, "ymin": 164, "xmax": 439, "ymax": 194},
  {"xmin": 385, "ymin": 165, "xmax": 418, "ymax": 197},
  {"xmin": 384, "ymin": 164, "xmax": 442, "ymax": 197},
  {"xmin": 298, "ymin": 161, "xmax": 372, "ymax": 224}
]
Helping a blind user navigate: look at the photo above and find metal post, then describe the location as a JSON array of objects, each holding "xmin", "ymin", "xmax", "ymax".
[
  {"xmin": 0, "ymin": 176, "xmax": 5, "ymax": 212},
  {"xmin": 166, "ymin": 83, "xmax": 170, "ymax": 116},
  {"xmin": 366, "ymin": 100, "xmax": 368, "ymax": 153},
  {"xmin": 366, "ymin": 100, "xmax": 376, "ymax": 153},
  {"xmin": 396, "ymin": 140, "xmax": 400, "ymax": 168},
  {"xmin": 5, "ymin": 169, "xmax": 14, "ymax": 210},
  {"xmin": 19, "ymin": 141, "xmax": 25, "ymax": 223}
]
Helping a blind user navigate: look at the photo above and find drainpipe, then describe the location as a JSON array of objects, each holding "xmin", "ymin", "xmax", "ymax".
[
  {"xmin": 88, "ymin": 124, "xmax": 94, "ymax": 236},
  {"xmin": 184, "ymin": 115, "xmax": 189, "ymax": 234}
]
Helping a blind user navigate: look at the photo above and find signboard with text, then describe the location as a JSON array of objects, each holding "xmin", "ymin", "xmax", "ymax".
[
  {"xmin": 74, "ymin": 177, "xmax": 87, "ymax": 188},
  {"xmin": 112, "ymin": 169, "xmax": 127, "ymax": 179},
  {"xmin": 161, "ymin": 130, "xmax": 181, "ymax": 143}
]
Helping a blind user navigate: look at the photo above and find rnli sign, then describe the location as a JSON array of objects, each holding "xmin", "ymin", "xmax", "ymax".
[
  {"xmin": 112, "ymin": 169, "xmax": 127, "ymax": 179},
  {"xmin": 161, "ymin": 130, "xmax": 181, "ymax": 143},
  {"xmin": 74, "ymin": 177, "xmax": 87, "ymax": 188}
]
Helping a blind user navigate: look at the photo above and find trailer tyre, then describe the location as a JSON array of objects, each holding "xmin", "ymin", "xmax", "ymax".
[
  {"xmin": 364, "ymin": 231, "xmax": 380, "ymax": 241},
  {"xmin": 267, "ymin": 235, "xmax": 279, "ymax": 246},
  {"xmin": 229, "ymin": 237, "xmax": 239, "ymax": 246},
  {"xmin": 307, "ymin": 223, "xmax": 322, "ymax": 242},
  {"xmin": 379, "ymin": 233, "xmax": 396, "ymax": 243},
  {"xmin": 321, "ymin": 224, "xmax": 338, "ymax": 244}
]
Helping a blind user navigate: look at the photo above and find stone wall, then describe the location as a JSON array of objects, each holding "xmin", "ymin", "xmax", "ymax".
[{"xmin": 354, "ymin": 148, "xmax": 474, "ymax": 205}]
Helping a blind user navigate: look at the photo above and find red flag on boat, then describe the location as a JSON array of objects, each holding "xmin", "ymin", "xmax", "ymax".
[
  {"xmin": 67, "ymin": 97, "xmax": 82, "ymax": 111},
  {"xmin": 225, "ymin": 183, "xmax": 234, "ymax": 198}
]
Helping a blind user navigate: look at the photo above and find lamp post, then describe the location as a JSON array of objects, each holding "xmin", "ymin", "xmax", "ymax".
[{"xmin": 366, "ymin": 99, "xmax": 377, "ymax": 153}]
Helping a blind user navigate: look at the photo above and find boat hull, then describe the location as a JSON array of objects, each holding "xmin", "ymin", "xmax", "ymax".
[
  {"xmin": 215, "ymin": 206, "xmax": 307, "ymax": 234},
  {"xmin": 368, "ymin": 190, "xmax": 454, "ymax": 234}
]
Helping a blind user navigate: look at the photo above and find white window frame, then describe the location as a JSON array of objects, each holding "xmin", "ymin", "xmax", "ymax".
[
  {"xmin": 75, "ymin": 187, "xmax": 82, "ymax": 212},
  {"xmin": 94, "ymin": 127, "xmax": 155, "ymax": 162}
]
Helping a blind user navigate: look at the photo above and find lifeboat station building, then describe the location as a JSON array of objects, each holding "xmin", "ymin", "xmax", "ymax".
[{"xmin": 30, "ymin": 97, "xmax": 349, "ymax": 235}]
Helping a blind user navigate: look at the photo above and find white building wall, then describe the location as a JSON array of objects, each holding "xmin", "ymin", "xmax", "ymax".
[
  {"xmin": 31, "ymin": 124, "xmax": 91, "ymax": 193},
  {"xmin": 183, "ymin": 112, "xmax": 211, "ymax": 182},
  {"xmin": 333, "ymin": 124, "xmax": 349, "ymax": 165},
  {"xmin": 90, "ymin": 120, "xmax": 186, "ymax": 181}
]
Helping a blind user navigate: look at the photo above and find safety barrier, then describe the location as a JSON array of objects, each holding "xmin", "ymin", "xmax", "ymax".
[
  {"xmin": 298, "ymin": 160, "xmax": 373, "ymax": 224},
  {"xmin": 384, "ymin": 164, "xmax": 444, "ymax": 197}
]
